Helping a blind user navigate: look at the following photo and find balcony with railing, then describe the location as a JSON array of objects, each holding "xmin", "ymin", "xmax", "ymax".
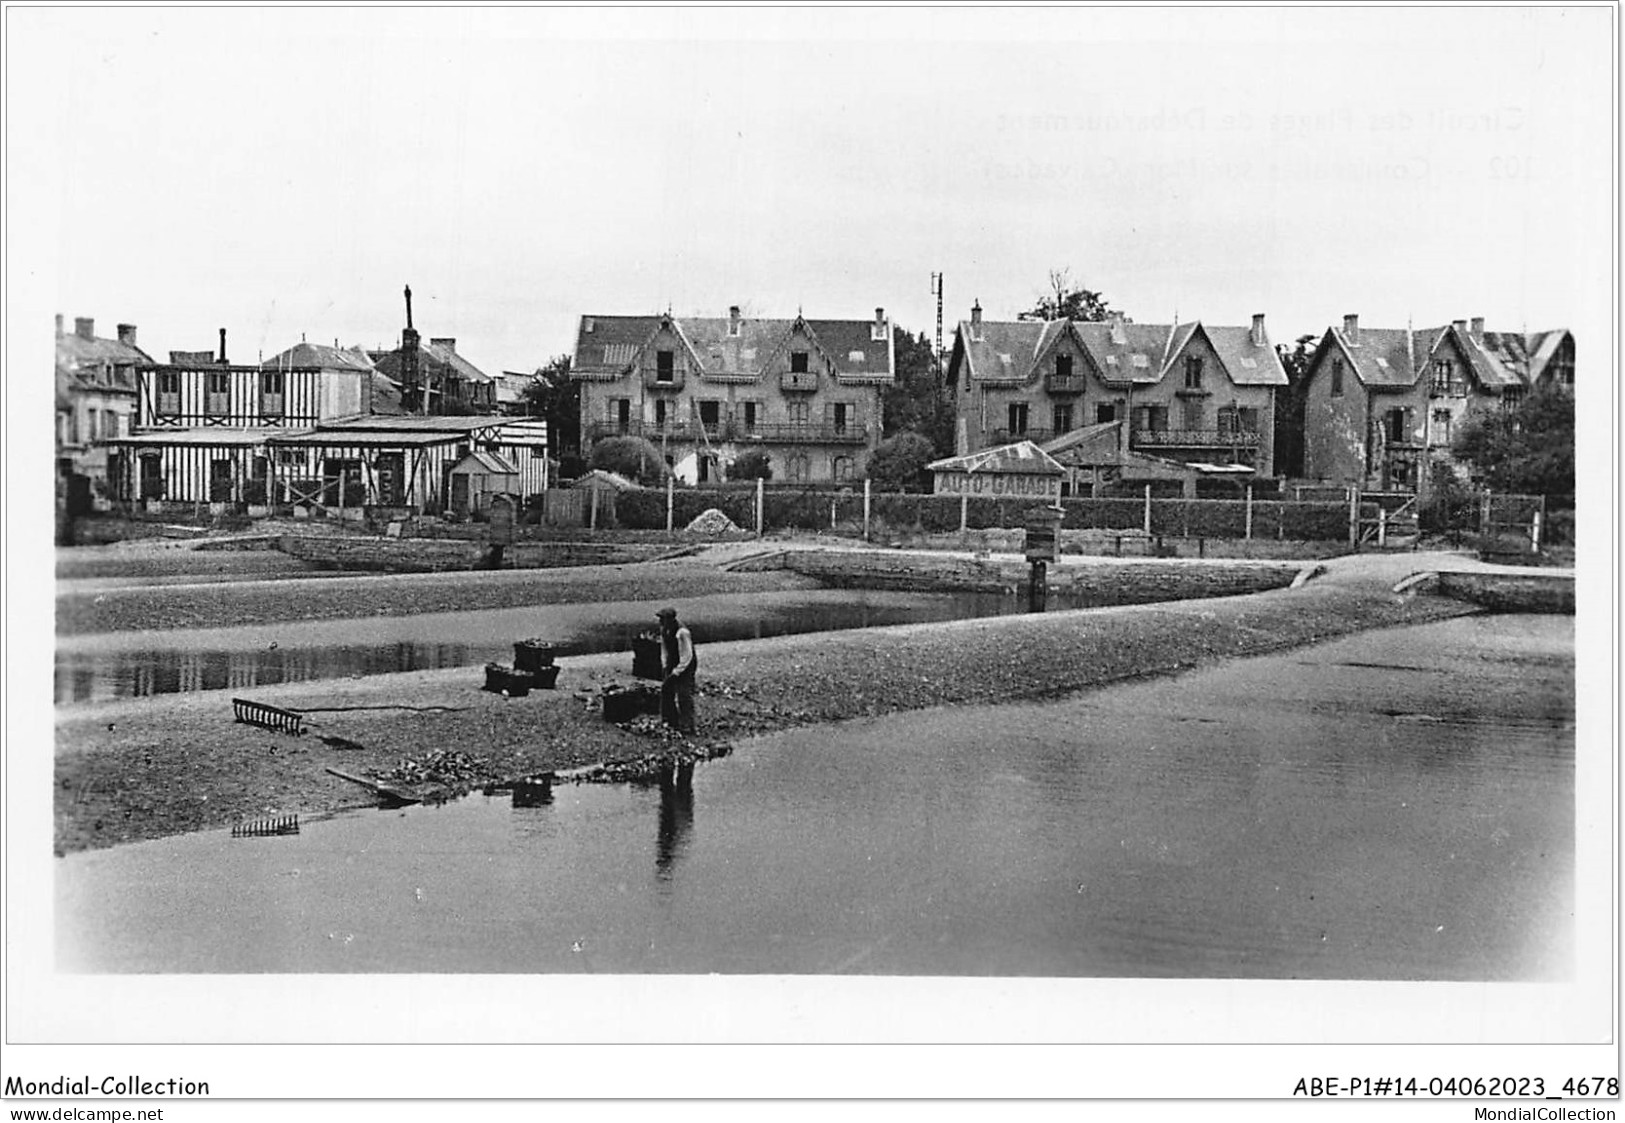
[
  {"xmin": 986, "ymin": 428, "xmax": 1056, "ymax": 446},
  {"xmin": 643, "ymin": 368, "xmax": 685, "ymax": 392},
  {"xmin": 1130, "ymin": 427, "xmax": 1260, "ymax": 451},
  {"xmin": 587, "ymin": 419, "xmax": 868, "ymax": 445},
  {"xmin": 780, "ymin": 370, "xmax": 820, "ymax": 392},
  {"xmin": 1043, "ymin": 373, "xmax": 1087, "ymax": 394}
]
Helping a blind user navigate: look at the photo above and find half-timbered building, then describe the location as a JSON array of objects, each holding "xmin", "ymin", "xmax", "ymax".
[{"xmin": 107, "ymin": 331, "xmax": 545, "ymax": 514}]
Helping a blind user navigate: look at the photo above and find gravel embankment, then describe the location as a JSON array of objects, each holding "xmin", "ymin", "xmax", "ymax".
[{"xmin": 53, "ymin": 576, "xmax": 1482, "ymax": 856}]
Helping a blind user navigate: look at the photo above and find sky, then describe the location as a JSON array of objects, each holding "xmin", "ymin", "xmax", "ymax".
[{"xmin": 9, "ymin": 5, "xmax": 1615, "ymax": 375}]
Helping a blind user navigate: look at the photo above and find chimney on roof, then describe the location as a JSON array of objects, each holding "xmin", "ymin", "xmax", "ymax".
[
  {"xmin": 55, "ymin": 314, "xmax": 64, "ymax": 337},
  {"xmin": 1452, "ymin": 319, "xmax": 1467, "ymax": 335},
  {"xmin": 1343, "ymin": 314, "xmax": 1359, "ymax": 344},
  {"xmin": 1109, "ymin": 310, "xmax": 1127, "ymax": 345},
  {"xmin": 117, "ymin": 324, "xmax": 137, "ymax": 347},
  {"xmin": 1251, "ymin": 313, "xmax": 1266, "ymax": 348},
  {"xmin": 218, "ymin": 328, "xmax": 228, "ymax": 364},
  {"xmin": 875, "ymin": 307, "xmax": 885, "ymax": 327},
  {"xmin": 75, "ymin": 317, "xmax": 94, "ymax": 341},
  {"xmin": 971, "ymin": 300, "xmax": 982, "ymax": 326},
  {"xmin": 1470, "ymin": 316, "xmax": 1485, "ymax": 338},
  {"xmin": 729, "ymin": 305, "xmax": 741, "ymax": 334}
]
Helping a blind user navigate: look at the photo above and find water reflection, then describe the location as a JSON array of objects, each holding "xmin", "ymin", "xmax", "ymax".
[
  {"xmin": 54, "ymin": 642, "xmax": 473, "ymax": 703},
  {"xmin": 55, "ymin": 617, "xmax": 1574, "ymax": 978},
  {"xmin": 55, "ymin": 592, "xmax": 1096, "ymax": 705},
  {"xmin": 654, "ymin": 764, "xmax": 696, "ymax": 881}
]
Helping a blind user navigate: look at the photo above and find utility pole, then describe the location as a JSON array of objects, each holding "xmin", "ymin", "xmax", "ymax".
[{"xmin": 930, "ymin": 272, "xmax": 945, "ymax": 383}]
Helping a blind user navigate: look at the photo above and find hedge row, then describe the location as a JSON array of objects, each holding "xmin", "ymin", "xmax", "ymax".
[{"xmin": 608, "ymin": 486, "xmax": 1352, "ymax": 541}]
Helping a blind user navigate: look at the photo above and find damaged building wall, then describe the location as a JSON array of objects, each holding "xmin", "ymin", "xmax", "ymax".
[{"xmin": 1302, "ymin": 348, "xmax": 1371, "ymax": 487}]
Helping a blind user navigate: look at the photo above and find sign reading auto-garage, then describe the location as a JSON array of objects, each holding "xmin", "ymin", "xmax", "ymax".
[{"xmin": 932, "ymin": 470, "xmax": 1062, "ymax": 499}]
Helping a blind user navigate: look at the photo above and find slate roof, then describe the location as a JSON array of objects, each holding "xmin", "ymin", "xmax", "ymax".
[
  {"xmin": 951, "ymin": 319, "xmax": 1057, "ymax": 384},
  {"xmin": 1464, "ymin": 328, "xmax": 1573, "ymax": 389},
  {"xmin": 369, "ymin": 340, "xmax": 494, "ymax": 386},
  {"xmin": 421, "ymin": 339, "xmax": 494, "ymax": 385},
  {"xmin": 955, "ymin": 318, "xmax": 1286, "ymax": 388},
  {"xmin": 1525, "ymin": 329, "xmax": 1573, "ymax": 380},
  {"xmin": 1071, "ymin": 321, "xmax": 1185, "ymax": 387},
  {"xmin": 56, "ymin": 327, "xmax": 151, "ymax": 394},
  {"xmin": 1322, "ymin": 326, "xmax": 1435, "ymax": 390},
  {"xmin": 1322, "ymin": 323, "xmax": 1539, "ymax": 393},
  {"xmin": 1451, "ymin": 331, "xmax": 1524, "ymax": 390},
  {"xmin": 261, "ymin": 342, "xmax": 377, "ymax": 372},
  {"xmin": 927, "ymin": 440, "xmax": 1064, "ymax": 476},
  {"xmin": 571, "ymin": 312, "xmax": 895, "ymax": 383},
  {"xmin": 1197, "ymin": 324, "xmax": 1290, "ymax": 387},
  {"xmin": 57, "ymin": 330, "xmax": 151, "ymax": 371}
]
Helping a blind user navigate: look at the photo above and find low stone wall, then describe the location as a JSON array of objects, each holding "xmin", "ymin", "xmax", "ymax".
[
  {"xmin": 737, "ymin": 549, "xmax": 1301, "ymax": 602},
  {"xmin": 1435, "ymin": 572, "xmax": 1575, "ymax": 614},
  {"xmin": 276, "ymin": 535, "xmax": 678, "ymax": 573}
]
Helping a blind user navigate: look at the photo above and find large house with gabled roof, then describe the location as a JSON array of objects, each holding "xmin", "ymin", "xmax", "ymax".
[
  {"xmin": 55, "ymin": 314, "xmax": 151, "ymax": 507},
  {"xmin": 1299, "ymin": 314, "xmax": 1573, "ymax": 494},
  {"xmin": 946, "ymin": 304, "xmax": 1287, "ymax": 477},
  {"xmin": 570, "ymin": 306, "xmax": 895, "ymax": 483}
]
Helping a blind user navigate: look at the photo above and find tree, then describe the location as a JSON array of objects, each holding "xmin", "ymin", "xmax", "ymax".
[
  {"xmin": 588, "ymin": 435, "xmax": 669, "ymax": 485},
  {"xmin": 520, "ymin": 354, "xmax": 580, "ymax": 461},
  {"xmin": 1018, "ymin": 267, "xmax": 1117, "ymax": 323},
  {"xmin": 1451, "ymin": 385, "xmax": 1574, "ymax": 503},
  {"xmin": 1271, "ymin": 333, "xmax": 1320, "ymax": 479},
  {"xmin": 726, "ymin": 448, "xmax": 773, "ymax": 481},
  {"xmin": 881, "ymin": 327, "xmax": 955, "ymax": 456},
  {"xmin": 863, "ymin": 432, "xmax": 938, "ymax": 493}
]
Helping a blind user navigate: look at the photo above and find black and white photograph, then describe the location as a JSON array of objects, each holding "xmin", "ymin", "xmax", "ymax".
[{"xmin": 4, "ymin": 2, "xmax": 1617, "ymax": 1112}]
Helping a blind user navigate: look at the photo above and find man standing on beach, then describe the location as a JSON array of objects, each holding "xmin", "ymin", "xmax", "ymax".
[{"xmin": 657, "ymin": 607, "xmax": 697, "ymax": 734}]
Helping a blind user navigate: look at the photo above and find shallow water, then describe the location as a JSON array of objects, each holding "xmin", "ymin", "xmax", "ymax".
[
  {"xmin": 57, "ymin": 615, "xmax": 1573, "ymax": 979},
  {"xmin": 53, "ymin": 588, "xmax": 1092, "ymax": 704}
]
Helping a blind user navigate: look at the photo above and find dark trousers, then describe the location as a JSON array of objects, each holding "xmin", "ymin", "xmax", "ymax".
[{"xmin": 661, "ymin": 671, "xmax": 696, "ymax": 733}]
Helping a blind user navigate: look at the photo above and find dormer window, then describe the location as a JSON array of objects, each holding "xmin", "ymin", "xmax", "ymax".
[
  {"xmin": 1056, "ymin": 354, "xmax": 1073, "ymax": 380},
  {"xmin": 790, "ymin": 351, "xmax": 809, "ymax": 374},
  {"xmin": 656, "ymin": 350, "xmax": 675, "ymax": 383},
  {"xmin": 1183, "ymin": 356, "xmax": 1204, "ymax": 389},
  {"xmin": 1431, "ymin": 359, "xmax": 1463, "ymax": 397},
  {"xmin": 1330, "ymin": 359, "xmax": 1344, "ymax": 397}
]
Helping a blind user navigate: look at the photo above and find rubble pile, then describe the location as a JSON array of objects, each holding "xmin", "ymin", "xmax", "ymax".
[
  {"xmin": 685, "ymin": 508, "xmax": 740, "ymax": 535},
  {"xmin": 376, "ymin": 749, "xmax": 492, "ymax": 787}
]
